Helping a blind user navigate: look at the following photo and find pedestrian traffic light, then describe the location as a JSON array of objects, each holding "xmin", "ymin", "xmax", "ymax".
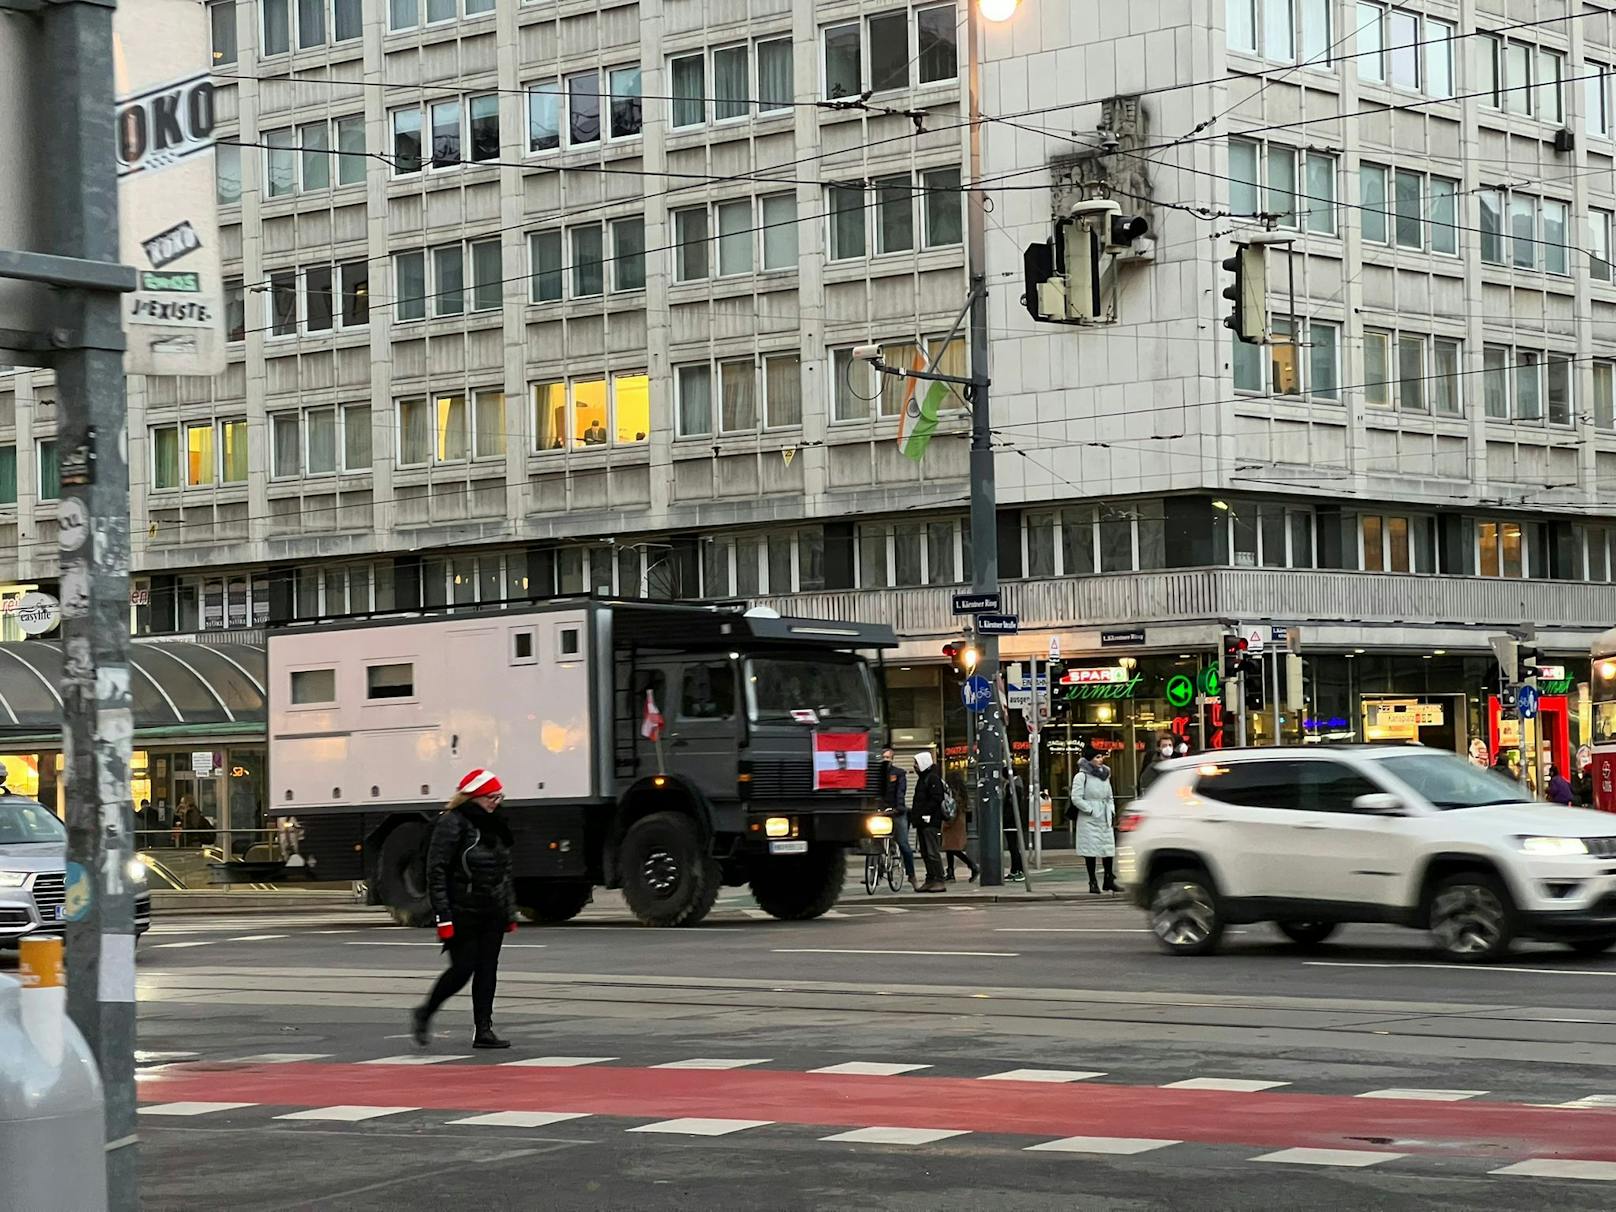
[
  {"xmin": 1519, "ymin": 645, "xmax": 1545, "ymax": 680},
  {"xmin": 1221, "ymin": 242, "xmax": 1267, "ymax": 345},
  {"xmin": 1221, "ymin": 633, "xmax": 1250, "ymax": 680},
  {"xmin": 942, "ymin": 641, "xmax": 979, "ymax": 678}
]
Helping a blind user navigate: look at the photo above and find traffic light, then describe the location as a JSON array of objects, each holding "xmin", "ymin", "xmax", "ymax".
[
  {"xmin": 1489, "ymin": 635, "xmax": 1519, "ymax": 683},
  {"xmin": 1107, "ymin": 213, "xmax": 1149, "ymax": 249},
  {"xmin": 1221, "ymin": 633, "xmax": 1250, "ymax": 680},
  {"xmin": 942, "ymin": 641, "xmax": 979, "ymax": 678},
  {"xmin": 1518, "ymin": 646, "xmax": 1545, "ymax": 681},
  {"xmin": 1059, "ymin": 218, "xmax": 1101, "ymax": 321},
  {"xmin": 1221, "ymin": 242, "xmax": 1267, "ymax": 344}
]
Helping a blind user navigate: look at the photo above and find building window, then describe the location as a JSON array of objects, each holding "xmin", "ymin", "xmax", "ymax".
[
  {"xmin": 264, "ymin": 127, "xmax": 296, "ymax": 198},
  {"xmin": 391, "ymin": 108, "xmax": 423, "ymax": 175},
  {"xmin": 1591, "ymin": 62, "xmax": 1613, "ymax": 140},
  {"xmin": 611, "ymin": 217, "xmax": 646, "ymax": 291},
  {"xmin": 830, "ymin": 335, "xmax": 964, "ymax": 422},
  {"xmin": 670, "ymin": 53, "xmax": 706, "ymax": 128},
  {"xmin": 1479, "ymin": 519, "xmax": 1525, "ymax": 579},
  {"xmin": 1227, "ymin": 0, "xmax": 1330, "ymax": 66},
  {"xmin": 209, "ymin": 1, "xmax": 237, "ymax": 66},
  {"xmin": 609, "ymin": 66, "xmax": 643, "ymax": 138},
  {"xmin": 1547, "ymin": 353, "xmax": 1574, "ymax": 426},
  {"xmin": 827, "ymin": 170, "xmax": 963, "ymax": 259},
  {"xmin": 1483, "ymin": 35, "xmax": 1563, "ymax": 121},
  {"xmin": 0, "ymin": 446, "xmax": 15, "ymax": 506},
  {"xmin": 387, "ymin": 95, "xmax": 499, "ymax": 174},
  {"xmin": 1479, "ymin": 190, "xmax": 1504, "ymax": 265},
  {"xmin": 676, "ymin": 363, "xmax": 713, "ymax": 437},
  {"xmin": 1595, "ymin": 362, "xmax": 1616, "ymax": 432},
  {"xmin": 673, "ymin": 208, "xmax": 710, "ymax": 282},
  {"xmin": 388, "ymin": 0, "xmax": 491, "ymax": 30},
  {"xmin": 1365, "ymin": 329, "xmax": 1462, "ymax": 415},
  {"xmin": 215, "ymin": 143, "xmax": 241, "ymax": 205},
  {"xmin": 526, "ymin": 82, "xmax": 561, "ymax": 152},
  {"xmin": 1362, "ymin": 165, "xmax": 1458, "ymax": 254},
  {"xmin": 567, "ymin": 70, "xmax": 601, "ymax": 146},
  {"xmin": 1356, "ymin": 4, "xmax": 1452, "ymax": 98},
  {"xmin": 261, "ymin": 0, "xmax": 360, "ymax": 58},
  {"xmin": 1593, "ymin": 210, "xmax": 1614, "ymax": 282},
  {"xmin": 473, "ymin": 390, "xmax": 505, "ymax": 459},
  {"xmin": 37, "ymin": 441, "xmax": 59, "ymax": 501},
  {"xmin": 823, "ymin": 4, "xmax": 959, "ymax": 98},
  {"xmin": 530, "ymin": 375, "xmax": 648, "ymax": 451},
  {"xmin": 151, "ymin": 426, "xmax": 180, "ymax": 490},
  {"xmin": 571, "ymin": 226, "xmax": 603, "ymax": 298},
  {"xmin": 761, "ymin": 193, "xmax": 797, "ymax": 270},
  {"xmin": 468, "ymin": 94, "xmax": 500, "ymax": 162},
  {"xmin": 716, "ymin": 199, "xmax": 754, "ymax": 276},
  {"xmin": 1484, "ymin": 191, "xmax": 1572, "ymax": 274},
  {"xmin": 528, "ymin": 230, "xmax": 562, "ymax": 303},
  {"xmin": 764, "ymin": 353, "xmax": 802, "ymax": 428},
  {"xmin": 1235, "ymin": 317, "xmax": 1338, "ymax": 400},
  {"xmin": 1228, "ymin": 138, "xmax": 1334, "ymax": 234},
  {"xmin": 393, "ymin": 242, "xmax": 500, "ymax": 322},
  {"xmin": 758, "ymin": 37, "xmax": 793, "ymax": 111}
]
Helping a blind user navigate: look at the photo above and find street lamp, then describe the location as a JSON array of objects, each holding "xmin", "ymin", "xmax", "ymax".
[{"xmin": 978, "ymin": 0, "xmax": 1020, "ymax": 20}]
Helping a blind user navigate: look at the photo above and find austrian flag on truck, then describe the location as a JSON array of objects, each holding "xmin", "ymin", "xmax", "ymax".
[{"xmin": 813, "ymin": 731, "xmax": 869, "ymax": 790}]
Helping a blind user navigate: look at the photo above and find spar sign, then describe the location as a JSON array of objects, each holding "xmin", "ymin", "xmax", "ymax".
[
  {"xmin": 813, "ymin": 731, "xmax": 869, "ymax": 791},
  {"xmin": 114, "ymin": 0, "xmax": 225, "ymax": 375}
]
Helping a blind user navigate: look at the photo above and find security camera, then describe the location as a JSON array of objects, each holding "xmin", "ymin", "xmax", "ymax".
[
  {"xmin": 851, "ymin": 343, "xmax": 883, "ymax": 362},
  {"xmin": 1098, "ymin": 130, "xmax": 1120, "ymax": 153},
  {"xmin": 1068, "ymin": 198, "xmax": 1121, "ymax": 223}
]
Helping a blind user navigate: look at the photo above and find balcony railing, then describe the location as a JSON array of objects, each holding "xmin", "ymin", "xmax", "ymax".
[{"xmin": 756, "ymin": 568, "xmax": 1616, "ymax": 637}]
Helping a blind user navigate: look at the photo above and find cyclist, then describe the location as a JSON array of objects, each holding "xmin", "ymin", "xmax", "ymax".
[{"xmin": 880, "ymin": 747, "xmax": 917, "ymax": 890}]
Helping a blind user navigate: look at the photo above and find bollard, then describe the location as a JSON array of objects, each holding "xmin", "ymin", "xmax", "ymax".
[{"xmin": 0, "ymin": 937, "xmax": 109, "ymax": 1212}]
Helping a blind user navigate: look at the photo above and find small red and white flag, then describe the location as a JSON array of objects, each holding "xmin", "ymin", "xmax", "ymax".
[
  {"xmin": 813, "ymin": 731, "xmax": 869, "ymax": 791},
  {"xmin": 641, "ymin": 688, "xmax": 664, "ymax": 742}
]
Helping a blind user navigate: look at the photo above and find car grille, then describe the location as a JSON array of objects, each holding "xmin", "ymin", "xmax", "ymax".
[
  {"xmin": 0, "ymin": 907, "xmax": 28, "ymax": 927},
  {"xmin": 749, "ymin": 760, "xmax": 881, "ymax": 799},
  {"xmin": 30, "ymin": 872, "xmax": 66, "ymax": 920},
  {"xmin": 1587, "ymin": 837, "xmax": 1616, "ymax": 859}
]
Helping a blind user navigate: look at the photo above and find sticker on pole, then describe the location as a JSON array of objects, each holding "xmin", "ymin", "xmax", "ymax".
[{"xmin": 812, "ymin": 731, "xmax": 869, "ymax": 790}]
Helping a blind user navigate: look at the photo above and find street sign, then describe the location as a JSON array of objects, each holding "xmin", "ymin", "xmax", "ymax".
[
  {"xmin": 1164, "ymin": 674, "xmax": 1194, "ymax": 709},
  {"xmin": 952, "ymin": 592, "xmax": 1000, "ymax": 615},
  {"xmin": 976, "ymin": 613, "xmax": 1020, "ymax": 634},
  {"xmin": 961, "ymin": 675, "xmax": 992, "ymax": 713},
  {"xmin": 1100, "ymin": 628, "xmax": 1146, "ymax": 647},
  {"xmin": 1006, "ymin": 675, "xmax": 1048, "ymax": 709},
  {"xmin": 1048, "ymin": 635, "xmax": 1061, "ymax": 661},
  {"xmin": 1537, "ymin": 664, "xmax": 1567, "ymax": 682},
  {"xmin": 1270, "ymin": 626, "xmax": 1288, "ymax": 644},
  {"xmin": 1517, "ymin": 684, "xmax": 1540, "ymax": 720},
  {"xmin": 1241, "ymin": 624, "xmax": 1266, "ymax": 655}
]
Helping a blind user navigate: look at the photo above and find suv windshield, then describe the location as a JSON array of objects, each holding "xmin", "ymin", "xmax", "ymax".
[
  {"xmin": 1375, "ymin": 752, "xmax": 1529, "ymax": 810},
  {"xmin": 0, "ymin": 795, "xmax": 66, "ymax": 844},
  {"xmin": 745, "ymin": 657, "xmax": 877, "ymax": 725}
]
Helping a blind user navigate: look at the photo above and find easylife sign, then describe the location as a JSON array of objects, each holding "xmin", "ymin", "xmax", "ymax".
[{"xmin": 114, "ymin": 3, "xmax": 225, "ymax": 376}]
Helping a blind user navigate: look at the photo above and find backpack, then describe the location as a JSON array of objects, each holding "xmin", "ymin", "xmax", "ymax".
[{"xmin": 940, "ymin": 785, "xmax": 958, "ymax": 822}]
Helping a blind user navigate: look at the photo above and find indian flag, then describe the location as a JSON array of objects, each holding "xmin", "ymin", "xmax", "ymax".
[{"xmin": 896, "ymin": 354, "xmax": 948, "ymax": 462}]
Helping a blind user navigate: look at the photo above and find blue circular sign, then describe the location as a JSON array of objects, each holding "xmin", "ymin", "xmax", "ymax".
[
  {"xmin": 962, "ymin": 675, "xmax": 993, "ymax": 713},
  {"xmin": 1517, "ymin": 684, "xmax": 1540, "ymax": 719}
]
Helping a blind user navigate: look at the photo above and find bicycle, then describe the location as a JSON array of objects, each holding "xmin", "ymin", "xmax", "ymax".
[{"xmin": 862, "ymin": 832, "xmax": 906, "ymax": 894}]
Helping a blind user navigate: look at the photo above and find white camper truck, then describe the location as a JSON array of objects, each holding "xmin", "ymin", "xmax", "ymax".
[{"xmin": 268, "ymin": 600, "xmax": 897, "ymax": 927}]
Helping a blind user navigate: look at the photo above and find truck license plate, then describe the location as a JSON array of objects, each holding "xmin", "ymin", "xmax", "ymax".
[{"xmin": 769, "ymin": 840, "xmax": 808, "ymax": 855}]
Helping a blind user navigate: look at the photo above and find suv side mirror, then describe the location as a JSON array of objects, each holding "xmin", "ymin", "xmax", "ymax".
[{"xmin": 1353, "ymin": 792, "xmax": 1404, "ymax": 816}]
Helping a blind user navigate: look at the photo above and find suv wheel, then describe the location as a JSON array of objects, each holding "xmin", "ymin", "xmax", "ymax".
[
  {"xmin": 1148, "ymin": 868, "xmax": 1224, "ymax": 956},
  {"xmin": 1428, "ymin": 872, "xmax": 1515, "ymax": 962},
  {"xmin": 1276, "ymin": 921, "xmax": 1338, "ymax": 948}
]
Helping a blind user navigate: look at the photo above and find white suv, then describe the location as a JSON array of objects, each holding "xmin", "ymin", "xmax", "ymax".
[{"xmin": 1117, "ymin": 746, "xmax": 1616, "ymax": 962}]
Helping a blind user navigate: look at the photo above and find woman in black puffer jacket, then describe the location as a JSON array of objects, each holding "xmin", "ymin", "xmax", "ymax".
[{"xmin": 411, "ymin": 768, "xmax": 519, "ymax": 1050}]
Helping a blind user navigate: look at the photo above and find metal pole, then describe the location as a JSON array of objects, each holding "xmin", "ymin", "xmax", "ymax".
[
  {"xmin": 45, "ymin": 1, "xmax": 136, "ymax": 1205},
  {"xmin": 1029, "ymin": 658, "xmax": 1042, "ymax": 871},
  {"xmin": 965, "ymin": 0, "xmax": 1004, "ymax": 886},
  {"xmin": 1235, "ymin": 673, "xmax": 1248, "ymax": 747},
  {"xmin": 1270, "ymin": 650, "xmax": 1281, "ymax": 745}
]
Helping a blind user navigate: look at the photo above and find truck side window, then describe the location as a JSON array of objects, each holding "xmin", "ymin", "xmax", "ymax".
[{"xmin": 679, "ymin": 661, "xmax": 734, "ymax": 720}]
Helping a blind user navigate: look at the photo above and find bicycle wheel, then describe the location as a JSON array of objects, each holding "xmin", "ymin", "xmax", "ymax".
[
  {"xmin": 886, "ymin": 850, "xmax": 905, "ymax": 892},
  {"xmin": 863, "ymin": 853, "xmax": 879, "ymax": 895}
]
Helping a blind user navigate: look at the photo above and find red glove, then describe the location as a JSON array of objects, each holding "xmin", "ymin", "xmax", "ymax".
[
  {"xmin": 436, "ymin": 919, "xmax": 454, "ymax": 941},
  {"xmin": 505, "ymin": 921, "xmax": 517, "ymax": 934}
]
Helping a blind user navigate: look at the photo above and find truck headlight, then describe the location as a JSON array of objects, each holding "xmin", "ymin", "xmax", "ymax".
[
  {"xmin": 764, "ymin": 817, "xmax": 791, "ymax": 838},
  {"xmin": 1519, "ymin": 836, "xmax": 1590, "ymax": 857},
  {"xmin": 867, "ymin": 815, "xmax": 893, "ymax": 838},
  {"xmin": 0, "ymin": 871, "xmax": 27, "ymax": 887}
]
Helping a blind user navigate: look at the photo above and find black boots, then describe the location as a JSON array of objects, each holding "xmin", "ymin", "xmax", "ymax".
[
  {"xmin": 1102, "ymin": 858, "xmax": 1119, "ymax": 893},
  {"xmin": 473, "ymin": 1023, "xmax": 511, "ymax": 1049},
  {"xmin": 410, "ymin": 1005, "xmax": 431, "ymax": 1048}
]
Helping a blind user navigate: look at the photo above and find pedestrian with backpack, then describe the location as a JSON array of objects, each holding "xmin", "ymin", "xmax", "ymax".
[{"xmin": 910, "ymin": 750, "xmax": 949, "ymax": 892}]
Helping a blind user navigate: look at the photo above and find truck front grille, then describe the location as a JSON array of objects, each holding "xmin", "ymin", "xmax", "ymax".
[{"xmin": 749, "ymin": 761, "xmax": 881, "ymax": 799}]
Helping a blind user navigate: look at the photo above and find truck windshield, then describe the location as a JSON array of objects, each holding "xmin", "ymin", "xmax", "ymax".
[
  {"xmin": 745, "ymin": 657, "xmax": 877, "ymax": 725},
  {"xmin": 0, "ymin": 796, "xmax": 66, "ymax": 844}
]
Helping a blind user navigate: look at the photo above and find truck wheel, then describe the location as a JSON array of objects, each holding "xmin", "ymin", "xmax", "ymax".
[
  {"xmin": 620, "ymin": 812, "xmax": 720, "ymax": 927},
  {"xmin": 376, "ymin": 823, "xmax": 432, "ymax": 927},
  {"xmin": 750, "ymin": 847, "xmax": 846, "ymax": 921},
  {"xmin": 517, "ymin": 880, "xmax": 593, "ymax": 925}
]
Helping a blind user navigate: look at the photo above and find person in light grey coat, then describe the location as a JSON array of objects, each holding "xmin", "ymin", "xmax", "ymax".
[{"xmin": 1074, "ymin": 745, "xmax": 1117, "ymax": 894}]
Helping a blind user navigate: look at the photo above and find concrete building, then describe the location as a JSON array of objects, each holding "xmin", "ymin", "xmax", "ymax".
[{"xmin": 4, "ymin": 0, "xmax": 1616, "ymax": 834}]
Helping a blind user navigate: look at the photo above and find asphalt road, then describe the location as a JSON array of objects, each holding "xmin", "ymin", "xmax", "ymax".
[{"xmin": 88, "ymin": 897, "xmax": 1616, "ymax": 1208}]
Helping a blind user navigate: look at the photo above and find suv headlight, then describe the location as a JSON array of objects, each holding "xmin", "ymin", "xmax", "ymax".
[
  {"xmin": 0, "ymin": 871, "xmax": 27, "ymax": 887},
  {"xmin": 1519, "ymin": 836, "xmax": 1590, "ymax": 857},
  {"xmin": 127, "ymin": 857, "xmax": 148, "ymax": 885}
]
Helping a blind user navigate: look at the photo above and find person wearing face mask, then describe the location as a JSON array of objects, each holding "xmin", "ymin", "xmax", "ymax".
[
  {"xmin": 1137, "ymin": 733, "xmax": 1177, "ymax": 795},
  {"xmin": 411, "ymin": 768, "xmax": 519, "ymax": 1050},
  {"xmin": 1075, "ymin": 743, "xmax": 1118, "ymax": 894}
]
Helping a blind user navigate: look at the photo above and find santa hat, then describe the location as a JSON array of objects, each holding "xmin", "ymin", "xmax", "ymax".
[{"xmin": 458, "ymin": 768, "xmax": 503, "ymax": 798}]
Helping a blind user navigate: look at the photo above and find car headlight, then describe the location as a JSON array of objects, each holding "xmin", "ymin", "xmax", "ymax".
[
  {"xmin": 127, "ymin": 857, "xmax": 148, "ymax": 884},
  {"xmin": 1519, "ymin": 836, "xmax": 1590, "ymax": 857},
  {"xmin": 0, "ymin": 870, "xmax": 27, "ymax": 887}
]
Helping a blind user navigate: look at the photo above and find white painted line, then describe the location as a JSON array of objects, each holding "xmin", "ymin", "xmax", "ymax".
[
  {"xmin": 501, "ymin": 1056, "xmax": 617, "ymax": 1068},
  {"xmin": 275, "ymin": 1105, "xmax": 418, "ymax": 1123},
  {"xmin": 343, "ymin": 941, "xmax": 548, "ymax": 949},
  {"xmin": 1255, "ymin": 1148, "xmax": 1405, "ymax": 1168},
  {"xmin": 448, "ymin": 1111, "xmax": 590, "ymax": 1127},
  {"xmin": 822, "ymin": 910, "xmax": 851, "ymax": 918},
  {"xmin": 1493, "ymin": 1159, "xmax": 1616, "ymax": 1181},
  {"xmin": 742, "ymin": 909, "xmax": 771, "ymax": 920},
  {"xmin": 151, "ymin": 941, "xmax": 214, "ymax": 949},
  {"xmin": 871, "ymin": 906, "xmax": 908, "ymax": 914},
  {"xmin": 945, "ymin": 905, "xmax": 976, "ymax": 912},
  {"xmin": 134, "ymin": 1050, "xmax": 199, "ymax": 1063},
  {"xmin": 995, "ymin": 928, "xmax": 1151, "ymax": 934},
  {"xmin": 140, "ymin": 1102, "xmax": 257, "ymax": 1117},
  {"xmin": 627, "ymin": 1118, "xmax": 772, "ymax": 1136},
  {"xmin": 652, "ymin": 1058, "xmax": 772, "ymax": 1070},
  {"xmin": 1027, "ymin": 1136, "xmax": 1178, "ymax": 1155},
  {"xmin": 772, "ymin": 948, "xmax": 1019, "ymax": 958},
  {"xmin": 1557, "ymin": 1095, "xmax": 1616, "ymax": 1109},
  {"xmin": 1163, "ymin": 1078, "xmax": 1289, "ymax": 1093},
  {"xmin": 822, "ymin": 1127, "xmax": 969, "ymax": 1145},
  {"xmin": 1357, "ymin": 1088, "xmax": 1486, "ymax": 1102},
  {"xmin": 225, "ymin": 1053, "xmax": 331, "ymax": 1064},
  {"xmin": 226, "ymin": 934, "xmax": 289, "ymax": 942},
  {"xmin": 360, "ymin": 1055, "xmax": 471, "ymax": 1066},
  {"xmin": 810, "ymin": 1062, "xmax": 930, "ymax": 1077},
  {"xmin": 981, "ymin": 1069, "xmax": 1106, "ymax": 1083},
  {"xmin": 1308, "ymin": 960, "xmax": 1616, "ymax": 979}
]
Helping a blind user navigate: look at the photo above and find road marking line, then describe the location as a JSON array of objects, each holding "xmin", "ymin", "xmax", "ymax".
[
  {"xmin": 810, "ymin": 1062, "xmax": 930, "ymax": 1077},
  {"xmin": 151, "ymin": 941, "xmax": 214, "ymax": 949},
  {"xmin": 822, "ymin": 910, "xmax": 851, "ymax": 918},
  {"xmin": 870, "ymin": 906, "xmax": 909, "ymax": 914},
  {"xmin": 226, "ymin": 934, "xmax": 289, "ymax": 942},
  {"xmin": 501, "ymin": 1056, "xmax": 617, "ymax": 1068},
  {"xmin": 135, "ymin": 1050, "xmax": 199, "ymax": 1063},
  {"xmin": 1026, "ymin": 1136, "xmax": 1178, "ymax": 1155},
  {"xmin": 1493, "ymin": 1160, "xmax": 1616, "ymax": 1181},
  {"xmin": 981, "ymin": 1069, "xmax": 1106, "ymax": 1083},
  {"xmin": 1557, "ymin": 1095, "xmax": 1616, "ymax": 1109},
  {"xmin": 139, "ymin": 1102, "xmax": 256, "ymax": 1117},
  {"xmin": 627, "ymin": 1118, "xmax": 772, "ymax": 1136},
  {"xmin": 1308, "ymin": 960, "xmax": 1616, "ymax": 979},
  {"xmin": 995, "ymin": 928, "xmax": 1151, "ymax": 934},
  {"xmin": 1357, "ymin": 1089, "xmax": 1486, "ymax": 1102},
  {"xmin": 360, "ymin": 1055, "xmax": 471, "ymax": 1066},
  {"xmin": 772, "ymin": 948, "xmax": 1019, "ymax": 958},
  {"xmin": 742, "ymin": 909, "xmax": 771, "ymax": 919},
  {"xmin": 1163, "ymin": 1078, "xmax": 1289, "ymax": 1093},
  {"xmin": 448, "ymin": 1111, "xmax": 590, "ymax": 1127},
  {"xmin": 224, "ymin": 1053, "xmax": 331, "ymax": 1064},
  {"xmin": 652, "ymin": 1058, "xmax": 772, "ymax": 1070},
  {"xmin": 822, "ymin": 1127, "xmax": 969, "ymax": 1145},
  {"xmin": 1255, "ymin": 1148, "xmax": 1405, "ymax": 1168},
  {"xmin": 342, "ymin": 941, "xmax": 548, "ymax": 949},
  {"xmin": 945, "ymin": 905, "xmax": 976, "ymax": 912},
  {"xmin": 275, "ymin": 1105, "xmax": 419, "ymax": 1122}
]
